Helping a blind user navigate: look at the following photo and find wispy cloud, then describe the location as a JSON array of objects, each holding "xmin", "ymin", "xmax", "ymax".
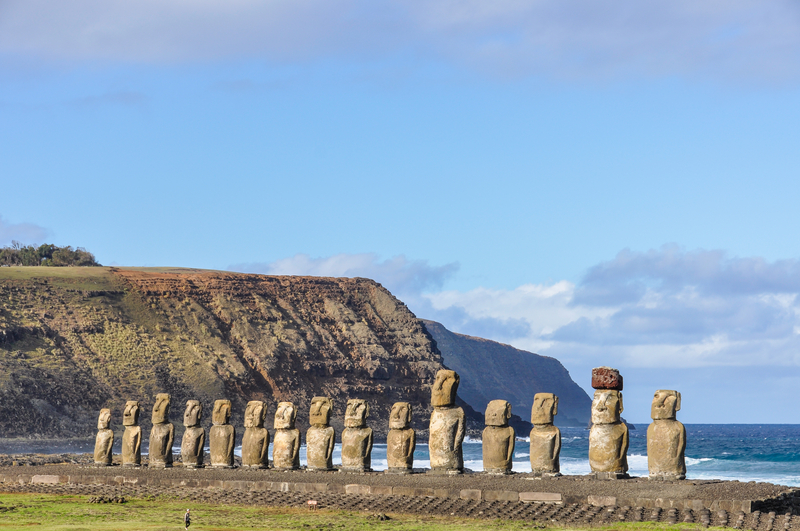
[
  {"xmin": 0, "ymin": 215, "xmax": 49, "ymax": 246},
  {"xmin": 1, "ymin": 0, "xmax": 798, "ymax": 83},
  {"xmin": 230, "ymin": 253, "xmax": 458, "ymax": 298}
]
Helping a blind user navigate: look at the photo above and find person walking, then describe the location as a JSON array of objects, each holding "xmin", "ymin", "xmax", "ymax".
[{"xmin": 184, "ymin": 508, "xmax": 191, "ymax": 530}]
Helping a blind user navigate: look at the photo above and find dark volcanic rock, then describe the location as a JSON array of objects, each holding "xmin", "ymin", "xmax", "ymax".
[{"xmin": 422, "ymin": 320, "xmax": 591, "ymax": 426}]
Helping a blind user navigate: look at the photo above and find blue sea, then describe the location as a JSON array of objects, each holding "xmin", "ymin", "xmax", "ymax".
[{"xmin": 5, "ymin": 424, "xmax": 800, "ymax": 486}]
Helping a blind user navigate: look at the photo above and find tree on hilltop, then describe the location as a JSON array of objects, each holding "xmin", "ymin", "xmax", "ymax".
[{"xmin": 0, "ymin": 241, "xmax": 100, "ymax": 267}]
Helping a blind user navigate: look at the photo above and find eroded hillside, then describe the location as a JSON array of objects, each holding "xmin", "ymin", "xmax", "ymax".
[{"xmin": 0, "ymin": 267, "xmax": 443, "ymax": 439}]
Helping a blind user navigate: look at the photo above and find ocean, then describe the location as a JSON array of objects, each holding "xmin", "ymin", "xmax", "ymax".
[{"xmin": 4, "ymin": 424, "xmax": 800, "ymax": 486}]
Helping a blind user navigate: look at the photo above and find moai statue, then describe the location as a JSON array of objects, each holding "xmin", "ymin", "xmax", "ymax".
[
  {"xmin": 428, "ymin": 369, "xmax": 465, "ymax": 474},
  {"xmin": 181, "ymin": 400, "xmax": 205, "ymax": 468},
  {"xmin": 386, "ymin": 402, "xmax": 415, "ymax": 474},
  {"xmin": 242, "ymin": 400, "xmax": 270, "ymax": 469},
  {"xmin": 306, "ymin": 397, "xmax": 336, "ymax": 471},
  {"xmin": 647, "ymin": 390, "xmax": 686, "ymax": 480},
  {"xmin": 149, "ymin": 393, "xmax": 174, "ymax": 468},
  {"xmin": 209, "ymin": 399, "xmax": 235, "ymax": 468},
  {"xmin": 341, "ymin": 398, "xmax": 373, "ymax": 472},
  {"xmin": 94, "ymin": 408, "xmax": 114, "ymax": 466},
  {"xmin": 272, "ymin": 401, "xmax": 301, "ymax": 470},
  {"xmin": 482, "ymin": 399, "xmax": 514, "ymax": 474},
  {"xmin": 588, "ymin": 367, "xmax": 629, "ymax": 479},
  {"xmin": 529, "ymin": 393, "xmax": 561, "ymax": 476},
  {"xmin": 122, "ymin": 400, "xmax": 142, "ymax": 467}
]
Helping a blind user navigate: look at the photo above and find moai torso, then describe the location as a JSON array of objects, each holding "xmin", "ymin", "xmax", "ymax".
[
  {"xmin": 482, "ymin": 400, "xmax": 515, "ymax": 474},
  {"xmin": 306, "ymin": 397, "xmax": 335, "ymax": 471},
  {"xmin": 209, "ymin": 400, "xmax": 235, "ymax": 468},
  {"xmin": 589, "ymin": 387, "xmax": 629, "ymax": 476},
  {"xmin": 122, "ymin": 401, "xmax": 142, "ymax": 467},
  {"xmin": 647, "ymin": 390, "xmax": 686, "ymax": 480},
  {"xmin": 94, "ymin": 408, "xmax": 114, "ymax": 466},
  {"xmin": 149, "ymin": 393, "xmax": 174, "ymax": 468},
  {"xmin": 181, "ymin": 400, "xmax": 205, "ymax": 468},
  {"xmin": 242, "ymin": 400, "xmax": 269, "ymax": 469},
  {"xmin": 529, "ymin": 393, "xmax": 561, "ymax": 475},
  {"xmin": 272, "ymin": 402, "xmax": 300, "ymax": 469},
  {"xmin": 428, "ymin": 370, "xmax": 465, "ymax": 473},
  {"xmin": 341, "ymin": 399, "xmax": 373, "ymax": 472},
  {"xmin": 386, "ymin": 402, "xmax": 415, "ymax": 473}
]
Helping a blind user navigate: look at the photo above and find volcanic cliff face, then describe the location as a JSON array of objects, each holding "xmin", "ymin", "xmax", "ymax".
[
  {"xmin": 0, "ymin": 267, "xmax": 443, "ymax": 439},
  {"xmin": 422, "ymin": 320, "xmax": 592, "ymax": 426}
]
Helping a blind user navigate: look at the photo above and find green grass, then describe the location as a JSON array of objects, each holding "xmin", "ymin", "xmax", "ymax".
[{"xmin": 0, "ymin": 493, "xmax": 717, "ymax": 531}]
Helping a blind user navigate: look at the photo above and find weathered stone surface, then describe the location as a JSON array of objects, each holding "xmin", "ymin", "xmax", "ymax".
[
  {"xmin": 209, "ymin": 400, "xmax": 235, "ymax": 469},
  {"xmin": 429, "ymin": 370, "xmax": 465, "ymax": 474},
  {"xmin": 121, "ymin": 401, "xmax": 141, "ymax": 467},
  {"xmin": 242, "ymin": 400, "xmax": 269, "ymax": 469},
  {"xmin": 341, "ymin": 399, "xmax": 373, "ymax": 472},
  {"xmin": 272, "ymin": 402, "xmax": 300, "ymax": 470},
  {"xmin": 482, "ymin": 400, "xmax": 514, "ymax": 474},
  {"xmin": 148, "ymin": 393, "xmax": 174, "ymax": 468},
  {"xmin": 592, "ymin": 367, "xmax": 623, "ymax": 391},
  {"xmin": 181, "ymin": 400, "xmax": 204, "ymax": 468},
  {"xmin": 93, "ymin": 409, "xmax": 113, "ymax": 466},
  {"xmin": 306, "ymin": 397, "xmax": 335, "ymax": 471},
  {"xmin": 589, "ymin": 389, "xmax": 628, "ymax": 475},
  {"xmin": 386, "ymin": 402, "xmax": 415, "ymax": 473},
  {"xmin": 529, "ymin": 393, "xmax": 561, "ymax": 476},
  {"xmin": 648, "ymin": 390, "xmax": 686, "ymax": 480}
]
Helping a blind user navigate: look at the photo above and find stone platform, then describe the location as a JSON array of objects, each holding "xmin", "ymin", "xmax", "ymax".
[{"xmin": 1, "ymin": 464, "xmax": 798, "ymax": 514}]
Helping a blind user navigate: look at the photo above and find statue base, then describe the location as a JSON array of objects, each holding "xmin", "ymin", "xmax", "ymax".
[
  {"xmin": 483, "ymin": 468, "xmax": 512, "ymax": 475},
  {"xmin": 93, "ymin": 461, "xmax": 113, "ymax": 467},
  {"xmin": 649, "ymin": 473, "xmax": 685, "ymax": 481},
  {"xmin": 121, "ymin": 463, "xmax": 141, "ymax": 468},
  {"xmin": 182, "ymin": 464, "xmax": 204, "ymax": 469},
  {"xmin": 528, "ymin": 471, "xmax": 562, "ymax": 478},
  {"xmin": 148, "ymin": 462, "xmax": 172, "ymax": 469},
  {"xmin": 589, "ymin": 471, "xmax": 629, "ymax": 480},
  {"xmin": 306, "ymin": 466, "xmax": 336, "ymax": 472},
  {"xmin": 210, "ymin": 464, "xmax": 236, "ymax": 469},
  {"xmin": 241, "ymin": 464, "xmax": 269, "ymax": 469},
  {"xmin": 339, "ymin": 467, "xmax": 372, "ymax": 473},
  {"xmin": 384, "ymin": 467, "xmax": 413, "ymax": 475},
  {"xmin": 427, "ymin": 468, "xmax": 463, "ymax": 476}
]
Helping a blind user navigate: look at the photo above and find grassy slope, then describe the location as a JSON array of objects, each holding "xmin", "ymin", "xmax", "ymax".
[{"xmin": 0, "ymin": 493, "xmax": 711, "ymax": 531}]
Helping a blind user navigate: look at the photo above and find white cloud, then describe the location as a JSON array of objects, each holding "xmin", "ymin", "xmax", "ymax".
[
  {"xmin": 1, "ymin": 0, "xmax": 799, "ymax": 83},
  {"xmin": 424, "ymin": 246, "xmax": 800, "ymax": 369},
  {"xmin": 0, "ymin": 215, "xmax": 49, "ymax": 246}
]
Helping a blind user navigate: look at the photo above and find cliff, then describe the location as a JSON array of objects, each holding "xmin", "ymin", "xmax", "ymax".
[
  {"xmin": 422, "ymin": 320, "xmax": 591, "ymax": 426},
  {"xmin": 0, "ymin": 267, "xmax": 444, "ymax": 440}
]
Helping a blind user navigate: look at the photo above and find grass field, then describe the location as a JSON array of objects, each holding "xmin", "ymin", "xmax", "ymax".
[{"xmin": 0, "ymin": 493, "xmax": 713, "ymax": 531}]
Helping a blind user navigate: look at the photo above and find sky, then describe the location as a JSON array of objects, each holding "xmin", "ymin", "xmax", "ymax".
[{"xmin": 3, "ymin": 0, "xmax": 800, "ymax": 423}]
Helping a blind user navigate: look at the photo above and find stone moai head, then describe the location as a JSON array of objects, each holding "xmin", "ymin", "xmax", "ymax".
[
  {"xmin": 151, "ymin": 393, "xmax": 171, "ymax": 425},
  {"xmin": 97, "ymin": 408, "xmax": 111, "ymax": 430},
  {"xmin": 274, "ymin": 402, "xmax": 297, "ymax": 429},
  {"xmin": 485, "ymin": 399, "xmax": 512, "ymax": 427},
  {"xmin": 183, "ymin": 400, "xmax": 202, "ymax": 427},
  {"xmin": 389, "ymin": 402, "xmax": 412, "ymax": 429},
  {"xmin": 123, "ymin": 401, "xmax": 140, "ymax": 426},
  {"xmin": 591, "ymin": 389, "xmax": 623, "ymax": 425},
  {"xmin": 309, "ymin": 397, "xmax": 333, "ymax": 427},
  {"xmin": 212, "ymin": 400, "xmax": 232, "ymax": 426},
  {"xmin": 244, "ymin": 400, "xmax": 266, "ymax": 429},
  {"xmin": 344, "ymin": 399, "xmax": 369, "ymax": 428},
  {"xmin": 431, "ymin": 369, "xmax": 459, "ymax": 407},
  {"xmin": 651, "ymin": 389, "xmax": 681, "ymax": 420},
  {"xmin": 531, "ymin": 393, "xmax": 558, "ymax": 425}
]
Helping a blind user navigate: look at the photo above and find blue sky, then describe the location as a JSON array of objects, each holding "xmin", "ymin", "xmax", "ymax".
[{"xmin": 3, "ymin": 0, "xmax": 800, "ymax": 423}]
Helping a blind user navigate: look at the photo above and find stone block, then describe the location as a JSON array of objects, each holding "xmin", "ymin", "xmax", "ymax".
[
  {"xmin": 345, "ymin": 484, "xmax": 371, "ymax": 496},
  {"xmin": 519, "ymin": 492, "xmax": 562, "ymax": 503},
  {"xmin": 434, "ymin": 489, "xmax": 460, "ymax": 499},
  {"xmin": 370, "ymin": 486, "xmax": 393, "ymax": 496},
  {"xmin": 588, "ymin": 495, "xmax": 617, "ymax": 507},
  {"xmin": 592, "ymin": 367, "xmax": 623, "ymax": 390},
  {"xmin": 460, "ymin": 489, "xmax": 482, "ymax": 500},
  {"xmin": 484, "ymin": 490, "xmax": 518, "ymax": 502},
  {"xmin": 31, "ymin": 475, "xmax": 60, "ymax": 484}
]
